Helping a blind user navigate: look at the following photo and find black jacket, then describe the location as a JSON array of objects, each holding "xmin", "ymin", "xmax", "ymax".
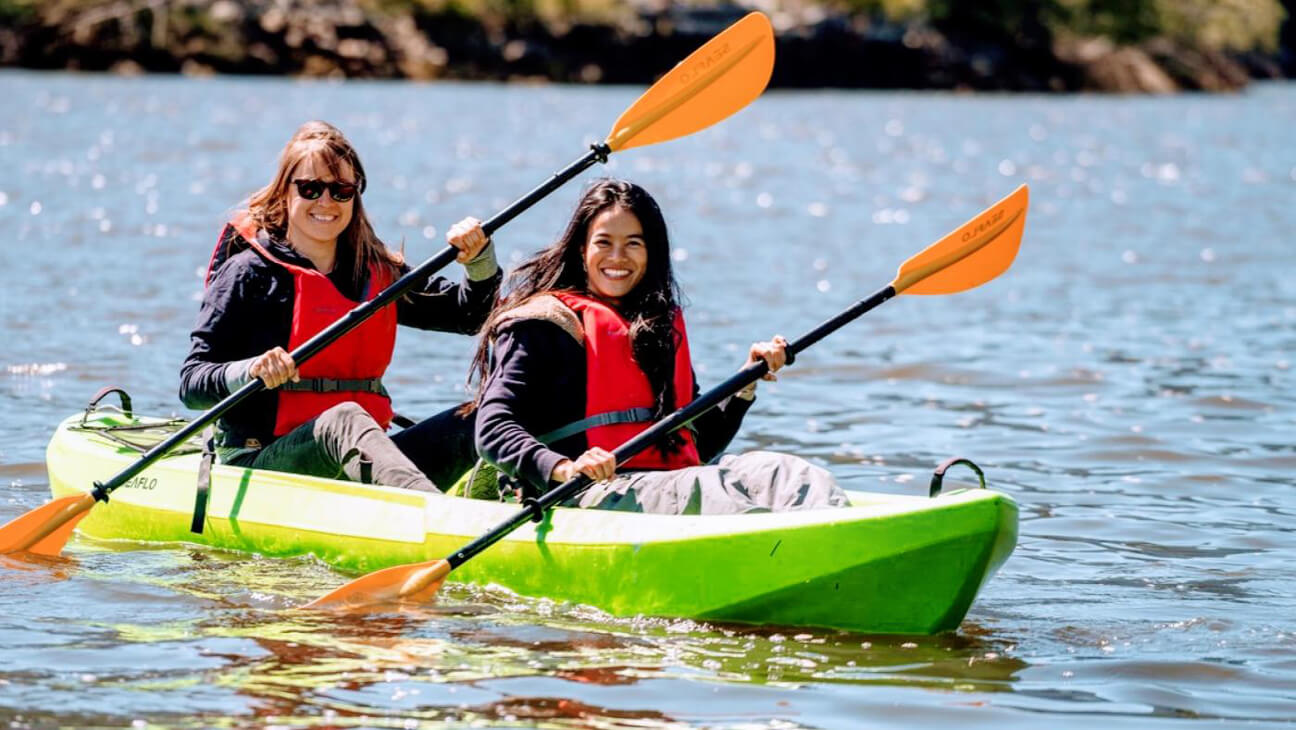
[
  {"xmin": 475, "ymin": 317, "xmax": 754, "ymax": 490},
  {"xmin": 180, "ymin": 234, "xmax": 500, "ymax": 446}
]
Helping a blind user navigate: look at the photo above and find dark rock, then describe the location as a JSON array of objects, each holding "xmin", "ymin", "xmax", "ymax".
[
  {"xmin": 1232, "ymin": 50, "xmax": 1284, "ymax": 79},
  {"xmin": 1144, "ymin": 38, "xmax": 1249, "ymax": 91},
  {"xmin": 1054, "ymin": 36, "xmax": 1173, "ymax": 93},
  {"xmin": 0, "ymin": 0, "xmax": 1284, "ymax": 90}
]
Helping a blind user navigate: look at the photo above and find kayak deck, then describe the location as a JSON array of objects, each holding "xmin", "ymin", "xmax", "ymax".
[{"xmin": 46, "ymin": 413, "xmax": 1017, "ymax": 634}]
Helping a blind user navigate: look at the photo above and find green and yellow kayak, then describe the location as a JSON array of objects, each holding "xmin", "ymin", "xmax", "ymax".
[{"xmin": 46, "ymin": 411, "xmax": 1017, "ymax": 634}]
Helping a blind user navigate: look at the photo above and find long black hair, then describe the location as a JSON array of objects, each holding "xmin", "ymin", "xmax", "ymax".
[{"xmin": 466, "ymin": 179, "xmax": 687, "ymax": 445}]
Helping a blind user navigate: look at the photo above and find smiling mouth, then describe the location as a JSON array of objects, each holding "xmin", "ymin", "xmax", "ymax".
[
  {"xmin": 601, "ymin": 268, "xmax": 632, "ymax": 279},
  {"xmin": 309, "ymin": 212, "xmax": 338, "ymax": 223}
]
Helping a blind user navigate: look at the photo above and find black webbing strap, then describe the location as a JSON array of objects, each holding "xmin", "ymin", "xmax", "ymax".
[
  {"xmin": 191, "ymin": 425, "xmax": 216, "ymax": 534},
  {"xmin": 537, "ymin": 407, "xmax": 654, "ymax": 444},
  {"xmin": 278, "ymin": 377, "xmax": 387, "ymax": 395},
  {"xmin": 81, "ymin": 387, "xmax": 133, "ymax": 424},
  {"xmin": 929, "ymin": 457, "xmax": 987, "ymax": 498}
]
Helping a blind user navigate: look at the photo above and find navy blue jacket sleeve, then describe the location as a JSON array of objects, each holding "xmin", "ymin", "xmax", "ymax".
[
  {"xmin": 475, "ymin": 320, "xmax": 582, "ymax": 489},
  {"xmin": 690, "ymin": 378, "xmax": 754, "ymax": 464},
  {"xmin": 178, "ymin": 256, "xmax": 273, "ymax": 410},
  {"xmin": 395, "ymin": 268, "xmax": 501, "ymax": 335}
]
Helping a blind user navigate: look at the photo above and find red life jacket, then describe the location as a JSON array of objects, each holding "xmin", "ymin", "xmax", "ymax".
[
  {"xmin": 553, "ymin": 292, "xmax": 700, "ymax": 470},
  {"xmin": 207, "ymin": 213, "xmax": 397, "ymax": 436}
]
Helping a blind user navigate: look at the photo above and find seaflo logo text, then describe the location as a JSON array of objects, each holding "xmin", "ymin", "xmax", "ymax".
[
  {"xmin": 122, "ymin": 476, "xmax": 158, "ymax": 490},
  {"xmin": 962, "ymin": 207, "xmax": 1006, "ymax": 242}
]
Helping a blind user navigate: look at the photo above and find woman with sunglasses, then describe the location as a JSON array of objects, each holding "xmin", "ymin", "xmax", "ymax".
[
  {"xmin": 466, "ymin": 179, "xmax": 849, "ymax": 514},
  {"xmin": 180, "ymin": 121, "xmax": 500, "ymax": 492}
]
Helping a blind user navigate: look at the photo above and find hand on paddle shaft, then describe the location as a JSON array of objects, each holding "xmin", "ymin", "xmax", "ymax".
[
  {"xmin": 0, "ymin": 12, "xmax": 778, "ymax": 558},
  {"xmin": 303, "ymin": 185, "xmax": 1031, "ymax": 611},
  {"xmin": 554, "ymin": 335, "xmax": 788, "ymax": 483},
  {"xmin": 245, "ymin": 217, "xmax": 491, "ymax": 387}
]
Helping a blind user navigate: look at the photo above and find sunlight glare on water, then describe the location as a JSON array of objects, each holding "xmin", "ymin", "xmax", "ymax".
[{"xmin": 1, "ymin": 72, "xmax": 1294, "ymax": 727}]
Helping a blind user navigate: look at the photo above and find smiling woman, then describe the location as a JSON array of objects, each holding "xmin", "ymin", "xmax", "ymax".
[
  {"xmin": 179, "ymin": 121, "xmax": 503, "ymax": 495},
  {"xmin": 582, "ymin": 206, "xmax": 648, "ymax": 304},
  {"xmin": 283, "ymin": 166, "xmax": 358, "ymax": 270},
  {"xmin": 462, "ymin": 179, "xmax": 850, "ymax": 514}
]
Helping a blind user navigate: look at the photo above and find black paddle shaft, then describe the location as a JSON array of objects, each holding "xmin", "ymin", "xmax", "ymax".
[
  {"xmin": 90, "ymin": 144, "xmax": 613, "ymax": 502},
  {"xmin": 445, "ymin": 283, "xmax": 898, "ymax": 569}
]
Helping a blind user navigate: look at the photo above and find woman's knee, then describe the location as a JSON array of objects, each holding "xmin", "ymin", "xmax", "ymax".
[
  {"xmin": 317, "ymin": 402, "xmax": 376, "ymax": 427},
  {"xmin": 312, "ymin": 402, "xmax": 381, "ymax": 448}
]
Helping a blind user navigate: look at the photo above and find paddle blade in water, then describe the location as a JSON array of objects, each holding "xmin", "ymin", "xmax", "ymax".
[
  {"xmin": 892, "ymin": 185, "xmax": 1030, "ymax": 295},
  {"xmin": 0, "ymin": 493, "xmax": 95, "ymax": 556},
  {"xmin": 605, "ymin": 11, "xmax": 774, "ymax": 152},
  {"xmin": 302, "ymin": 559, "xmax": 452, "ymax": 611}
]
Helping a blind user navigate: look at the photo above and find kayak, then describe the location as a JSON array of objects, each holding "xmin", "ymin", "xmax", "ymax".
[{"xmin": 45, "ymin": 410, "xmax": 1017, "ymax": 634}]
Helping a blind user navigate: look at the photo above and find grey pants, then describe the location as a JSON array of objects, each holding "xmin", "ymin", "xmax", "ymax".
[
  {"xmin": 225, "ymin": 402, "xmax": 439, "ymax": 492},
  {"xmin": 571, "ymin": 451, "xmax": 851, "ymax": 515}
]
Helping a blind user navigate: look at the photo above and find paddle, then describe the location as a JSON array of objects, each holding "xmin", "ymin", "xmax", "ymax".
[
  {"xmin": 302, "ymin": 184, "xmax": 1031, "ymax": 610},
  {"xmin": 0, "ymin": 11, "xmax": 777, "ymax": 558}
]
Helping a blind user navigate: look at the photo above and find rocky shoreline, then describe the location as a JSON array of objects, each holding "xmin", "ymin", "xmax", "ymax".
[{"xmin": 1, "ymin": 1, "xmax": 1292, "ymax": 92}]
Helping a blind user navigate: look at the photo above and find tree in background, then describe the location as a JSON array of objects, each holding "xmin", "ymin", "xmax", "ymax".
[{"xmin": 841, "ymin": 0, "xmax": 1284, "ymax": 51}]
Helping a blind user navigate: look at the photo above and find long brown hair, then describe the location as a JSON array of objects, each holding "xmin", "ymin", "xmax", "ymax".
[
  {"xmin": 466, "ymin": 180, "xmax": 687, "ymax": 450},
  {"xmin": 243, "ymin": 120, "xmax": 402, "ymax": 285}
]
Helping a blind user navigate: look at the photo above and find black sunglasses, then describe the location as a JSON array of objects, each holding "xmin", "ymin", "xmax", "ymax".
[{"xmin": 292, "ymin": 178, "xmax": 359, "ymax": 202}]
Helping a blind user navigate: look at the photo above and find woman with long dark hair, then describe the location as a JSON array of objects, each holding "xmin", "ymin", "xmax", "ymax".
[
  {"xmin": 181, "ymin": 121, "xmax": 499, "ymax": 492},
  {"xmin": 467, "ymin": 179, "xmax": 848, "ymax": 514}
]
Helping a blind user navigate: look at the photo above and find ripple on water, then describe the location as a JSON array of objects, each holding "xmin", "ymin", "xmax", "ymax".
[{"xmin": 4, "ymin": 74, "xmax": 1296, "ymax": 727}]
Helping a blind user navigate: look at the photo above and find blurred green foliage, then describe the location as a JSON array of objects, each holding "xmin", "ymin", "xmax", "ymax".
[
  {"xmin": 1155, "ymin": 0, "xmax": 1286, "ymax": 51},
  {"xmin": 0, "ymin": 0, "xmax": 36, "ymax": 22},
  {"xmin": 842, "ymin": 0, "xmax": 1285, "ymax": 50},
  {"xmin": 4, "ymin": 0, "xmax": 1285, "ymax": 52}
]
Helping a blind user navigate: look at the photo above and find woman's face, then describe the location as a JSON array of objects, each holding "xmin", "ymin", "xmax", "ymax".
[
  {"xmin": 583, "ymin": 206, "xmax": 648, "ymax": 304},
  {"xmin": 285, "ymin": 157, "xmax": 355, "ymax": 250}
]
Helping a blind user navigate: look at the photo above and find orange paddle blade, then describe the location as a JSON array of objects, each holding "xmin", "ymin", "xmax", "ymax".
[
  {"xmin": 606, "ymin": 11, "xmax": 774, "ymax": 152},
  {"xmin": 892, "ymin": 185, "xmax": 1030, "ymax": 295},
  {"xmin": 0, "ymin": 492, "xmax": 95, "ymax": 556},
  {"xmin": 301, "ymin": 558, "xmax": 451, "ymax": 611}
]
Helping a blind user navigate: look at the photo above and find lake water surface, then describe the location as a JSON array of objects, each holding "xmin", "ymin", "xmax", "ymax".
[{"xmin": 1, "ymin": 71, "xmax": 1294, "ymax": 728}]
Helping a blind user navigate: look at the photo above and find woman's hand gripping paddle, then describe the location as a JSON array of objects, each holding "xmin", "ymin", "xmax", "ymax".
[
  {"xmin": 303, "ymin": 185, "xmax": 1030, "ymax": 611},
  {"xmin": 0, "ymin": 12, "xmax": 776, "ymax": 558}
]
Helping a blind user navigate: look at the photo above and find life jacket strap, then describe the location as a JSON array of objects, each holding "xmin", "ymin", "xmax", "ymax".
[
  {"xmin": 537, "ymin": 407, "xmax": 654, "ymax": 445},
  {"xmin": 278, "ymin": 377, "xmax": 388, "ymax": 396}
]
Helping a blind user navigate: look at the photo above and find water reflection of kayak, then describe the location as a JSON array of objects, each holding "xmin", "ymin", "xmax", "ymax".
[{"xmin": 47, "ymin": 411, "xmax": 1017, "ymax": 635}]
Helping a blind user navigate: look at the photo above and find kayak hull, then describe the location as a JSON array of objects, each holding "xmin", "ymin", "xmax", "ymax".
[{"xmin": 46, "ymin": 413, "xmax": 1017, "ymax": 634}]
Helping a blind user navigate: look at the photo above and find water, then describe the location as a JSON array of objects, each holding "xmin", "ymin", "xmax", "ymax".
[{"xmin": 2, "ymin": 71, "xmax": 1294, "ymax": 727}]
